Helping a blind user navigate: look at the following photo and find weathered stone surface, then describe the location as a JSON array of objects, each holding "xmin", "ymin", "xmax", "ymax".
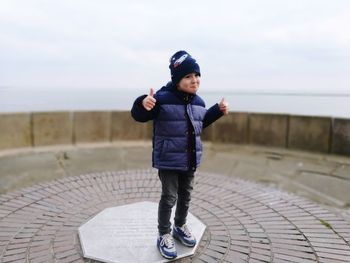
[
  {"xmin": 74, "ymin": 111, "xmax": 111, "ymax": 143},
  {"xmin": 0, "ymin": 113, "xmax": 31, "ymax": 149},
  {"xmin": 2, "ymin": 143, "xmax": 350, "ymax": 207},
  {"xmin": 111, "ymin": 111, "xmax": 151, "ymax": 140},
  {"xmin": 248, "ymin": 114, "xmax": 288, "ymax": 147},
  {"xmin": 33, "ymin": 112, "xmax": 72, "ymax": 146},
  {"xmin": 213, "ymin": 112, "xmax": 248, "ymax": 143},
  {"xmin": 288, "ymin": 115, "xmax": 331, "ymax": 153},
  {"xmin": 1, "ymin": 170, "xmax": 350, "ymax": 263},
  {"xmin": 0, "ymin": 152, "xmax": 65, "ymax": 193},
  {"xmin": 332, "ymin": 118, "xmax": 350, "ymax": 156},
  {"xmin": 202, "ymin": 124, "xmax": 213, "ymax": 141},
  {"xmin": 0, "ymin": 111, "xmax": 349, "ymax": 159},
  {"xmin": 79, "ymin": 201, "xmax": 206, "ymax": 263},
  {"xmin": 296, "ymin": 171, "xmax": 350, "ymax": 206}
]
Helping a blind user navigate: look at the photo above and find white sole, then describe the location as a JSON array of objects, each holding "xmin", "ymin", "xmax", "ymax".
[
  {"xmin": 157, "ymin": 244, "xmax": 177, "ymax": 259},
  {"xmin": 173, "ymin": 232, "xmax": 196, "ymax": 247}
]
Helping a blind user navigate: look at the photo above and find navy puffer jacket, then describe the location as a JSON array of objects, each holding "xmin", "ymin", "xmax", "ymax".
[{"xmin": 131, "ymin": 82, "xmax": 223, "ymax": 171}]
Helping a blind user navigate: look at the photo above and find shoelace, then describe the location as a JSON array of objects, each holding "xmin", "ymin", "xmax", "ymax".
[
  {"xmin": 180, "ymin": 225, "xmax": 192, "ymax": 237},
  {"xmin": 160, "ymin": 234, "xmax": 174, "ymax": 248}
]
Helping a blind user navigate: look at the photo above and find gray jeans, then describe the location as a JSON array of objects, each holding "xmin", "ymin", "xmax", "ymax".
[{"xmin": 158, "ymin": 169, "xmax": 195, "ymax": 235}]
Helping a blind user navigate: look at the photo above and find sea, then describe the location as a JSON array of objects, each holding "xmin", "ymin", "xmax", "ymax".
[{"xmin": 1, "ymin": 88, "xmax": 350, "ymax": 119}]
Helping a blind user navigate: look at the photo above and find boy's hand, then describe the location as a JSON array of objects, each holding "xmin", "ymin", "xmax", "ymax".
[
  {"xmin": 142, "ymin": 88, "xmax": 156, "ymax": 111},
  {"xmin": 219, "ymin": 97, "xmax": 229, "ymax": 115}
]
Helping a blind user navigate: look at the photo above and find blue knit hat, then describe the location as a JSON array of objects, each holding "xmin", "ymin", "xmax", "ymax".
[{"xmin": 169, "ymin": 51, "xmax": 201, "ymax": 85}]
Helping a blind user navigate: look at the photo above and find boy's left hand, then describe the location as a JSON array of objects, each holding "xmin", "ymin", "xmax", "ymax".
[{"xmin": 219, "ymin": 97, "xmax": 229, "ymax": 115}]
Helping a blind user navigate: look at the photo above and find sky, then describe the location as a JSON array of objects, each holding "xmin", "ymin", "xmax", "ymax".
[{"xmin": 0, "ymin": 0, "xmax": 350, "ymax": 94}]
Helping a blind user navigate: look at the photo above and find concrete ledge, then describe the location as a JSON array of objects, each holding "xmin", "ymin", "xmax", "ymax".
[
  {"xmin": 74, "ymin": 111, "xmax": 111, "ymax": 143},
  {"xmin": 1, "ymin": 111, "xmax": 349, "ymax": 157},
  {"xmin": 0, "ymin": 113, "xmax": 31, "ymax": 150},
  {"xmin": 248, "ymin": 113, "xmax": 288, "ymax": 147},
  {"xmin": 213, "ymin": 112, "xmax": 248, "ymax": 143},
  {"xmin": 332, "ymin": 118, "xmax": 350, "ymax": 155},
  {"xmin": 288, "ymin": 115, "xmax": 331, "ymax": 153},
  {"xmin": 111, "ymin": 111, "xmax": 151, "ymax": 140},
  {"xmin": 33, "ymin": 112, "xmax": 73, "ymax": 146}
]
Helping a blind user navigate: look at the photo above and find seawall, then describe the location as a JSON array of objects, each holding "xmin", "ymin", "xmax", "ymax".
[{"xmin": 0, "ymin": 111, "xmax": 349, "ymax": 156}]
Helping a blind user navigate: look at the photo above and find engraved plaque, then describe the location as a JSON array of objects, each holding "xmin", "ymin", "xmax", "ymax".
[{"xmin": 79, "ymin": 201, "xmax": 206, "ymax": 263}]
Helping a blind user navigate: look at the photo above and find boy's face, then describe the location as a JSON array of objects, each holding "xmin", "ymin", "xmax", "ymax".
[{"xmin": 177, "ymin": 73, "xmax": 200, "ymax": 94}]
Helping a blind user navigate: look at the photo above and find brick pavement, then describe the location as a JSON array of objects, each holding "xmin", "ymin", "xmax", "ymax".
[{"xmin": 0, "ymin": 169, "xmax": 350, "ymax": 263}]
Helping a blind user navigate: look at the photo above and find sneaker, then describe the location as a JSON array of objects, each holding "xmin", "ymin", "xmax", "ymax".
[
  {"xmin": 173, "ymin": 224, "xmax": 196, "ymax": 247},
  {"xmin": 157, "ymin": 233, "xmax": 177, "ymax": 259}
]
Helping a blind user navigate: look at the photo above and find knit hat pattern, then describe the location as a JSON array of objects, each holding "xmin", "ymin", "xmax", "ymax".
[{"xmin": 169, "ymin": 51, "xmax": 200, "ymax": 85}]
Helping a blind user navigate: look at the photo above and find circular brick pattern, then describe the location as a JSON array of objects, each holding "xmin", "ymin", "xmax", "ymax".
[{"xmin": 0, "ymin": 170, "xmax": 350, "ymax": 263}]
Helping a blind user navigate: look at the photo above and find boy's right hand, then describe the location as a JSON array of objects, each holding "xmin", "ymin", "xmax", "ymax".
[{"xmin": 142, "ymin": 88, "xmax": 156, "ymax": 111}]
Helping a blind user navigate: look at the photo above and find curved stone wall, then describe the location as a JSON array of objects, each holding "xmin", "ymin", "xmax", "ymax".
[{"xmin": 0, "ymin": 111, "xmax": 349, "ymax": 156}]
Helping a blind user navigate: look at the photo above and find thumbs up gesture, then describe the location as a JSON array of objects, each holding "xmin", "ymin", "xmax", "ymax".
[
  {"xmin": 142, "ymin": 88, "xmax": 156, "ymax": 111},
  {"xmin": 219, "ymin": 97, "xmax": 229, "ymax": 115}
]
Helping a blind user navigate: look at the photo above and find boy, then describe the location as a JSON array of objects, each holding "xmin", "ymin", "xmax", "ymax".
[{"xmin": 131, "ymin": 50, "xmax": 229, "ymax": 259}]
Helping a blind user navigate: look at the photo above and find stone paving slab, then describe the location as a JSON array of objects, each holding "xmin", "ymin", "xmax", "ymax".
[
  {"xmin": 78, "ymin": 201, "xmax": 206, "ymax": 263},
  {"xmin": 1, "ymin": 169, "xmax": 350, "ymax": 263}
]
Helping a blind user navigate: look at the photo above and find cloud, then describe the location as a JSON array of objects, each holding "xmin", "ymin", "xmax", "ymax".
[{"xmin": 0, "ymin": 0, "xmax": 349, "ymax": 92}]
